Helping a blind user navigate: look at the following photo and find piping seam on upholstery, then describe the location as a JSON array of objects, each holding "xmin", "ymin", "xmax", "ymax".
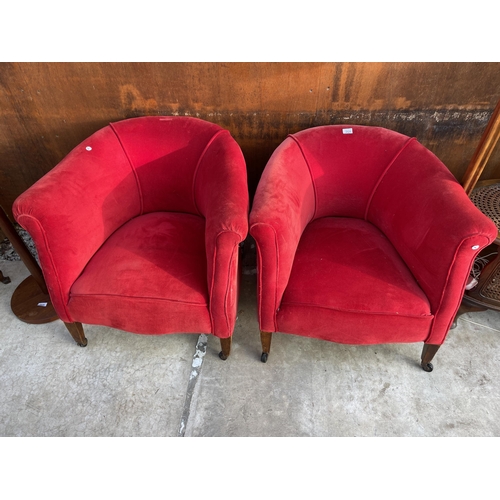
[
  {"xmin": 250, "ymin": 222, "xmax": 279, "ymax": 332},
  {"xmin": 109, "ymin": 123, "xmax": 144, "ymax": 215},
  {"xmin": 255, "ymin": 236, "xmax": 264, "ymax": 330},
  {"xmin": 364, "ymin": 137, "xmax": 416, "ymax": 220},
  {"xmin": 289, "ymin": 135, "xmax": 317, "ymax": 220},
  {"xmin": 209, "ymin": 229, "xmax": 240, "ymax": 334},
  {"xmin": 222, "ymin": 241, "xmax": 238, "ymax": 333},
  {"xmin": 208, "ymin": 233, "xmax": 218, "ymax": 333},
  {"xmin": 280, "ymin": 300, "xmax": 433, "ymax": 319},
  {"xmin": 70, "ymin": 292, "xmax": 208, "ymax": 306},
  {"xmin": 17, "ymin": 214, "xmax": 72, "ymax": 321},
  {"xmin": 272, "ymin": 224, "xmax": 279, "ymax": 332},
  {"xmin": 426, "ymin": 234, "xmax": 491, "ymax": 342},
  {"xmin": 192, "ymin": 129, "xmax": 228, "ymax": 216}
]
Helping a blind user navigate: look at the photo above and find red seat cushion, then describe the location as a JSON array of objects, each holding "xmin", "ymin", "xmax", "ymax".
[
  {"xmin": 68, "ymin": 212, "xmax": 212, "ymax": 334},
  {"xmin": 277, "ymin": 217, "xmax": 433, "ymax": 344}
]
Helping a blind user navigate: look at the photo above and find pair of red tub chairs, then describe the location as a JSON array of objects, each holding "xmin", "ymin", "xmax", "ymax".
[{"xmin": 13, "ymin": 116, "xmax": 497, "ymax": 372}]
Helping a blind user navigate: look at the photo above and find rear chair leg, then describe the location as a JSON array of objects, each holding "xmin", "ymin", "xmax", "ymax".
[
  {"xmin": 64, "ymin": 322, "xmax": 87, "ymax": 347},
  {"xmin": 451, "ymin": 301, "xmax": 487, "ymax": 329},
  {"xmin": 219, "ymin": 336, "xmax": 232, "ymax": 360},
  {"xmin": 261, "ymin": 331, "xmax": 272, "ymax": 363},
  {"xmin": 421, "ymin": 343, "xmax": 440, "ymax": 372}
]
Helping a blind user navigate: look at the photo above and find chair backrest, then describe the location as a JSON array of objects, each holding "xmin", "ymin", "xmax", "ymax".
[
  {"xmin": 288, "ymin": 125, "xmax": 414, "ymax": 220},
  {"xmin": 110, "ymin": 116, "xmax": 225, "ymax": 215}
]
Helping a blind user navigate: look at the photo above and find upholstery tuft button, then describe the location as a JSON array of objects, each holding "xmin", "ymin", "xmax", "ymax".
[
  {"xmin": 86, "ymin": 146, "xmax": 92, "ymax": 151},
  {"xmin": 472, "ymin": 245, "xmax": 480, "ymax": 250}
]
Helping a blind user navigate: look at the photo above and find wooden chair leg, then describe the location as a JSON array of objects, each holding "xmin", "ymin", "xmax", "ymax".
[
  {"xmin": 452, "ymin": 299, "xmax": 488, "ymax": 329},
  {"xmin": 260, "ymin": 331, "xmax": 272, "ymax": 363},
  {"xmin": 421, "ymin": 343, "xmax": 440, "ymax": 372},
  {"xmin": 219, "ymin": 336, "xmax": 232, "ymax": 360},
  {"xmin": 64, "ymin": 321, "xmax": 87, "ymax": 347}
]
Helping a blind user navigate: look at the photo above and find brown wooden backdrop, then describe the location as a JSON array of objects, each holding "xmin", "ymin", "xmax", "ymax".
[{"xmin": 1, "ymin": 62, "xmax": 500, "ymax": 222}]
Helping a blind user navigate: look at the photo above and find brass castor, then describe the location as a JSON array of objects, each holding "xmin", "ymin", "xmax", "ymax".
[
  {"xmin": 421, "ymin": 361, "xmax": 433, "ymax": 372},
  {"xmin": 219, "ymin": 351, "xmax": 228, "ymax": 361},
  {"xmin": 261, "ymin": 352, "xmax": 268, "ymax": 363}
]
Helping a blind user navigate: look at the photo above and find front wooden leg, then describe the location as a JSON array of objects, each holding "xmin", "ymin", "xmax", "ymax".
[
  {"xmin": 421, "ymin": 343, "xmax": 440, "ymax": 372},
  {"xmin": 219, "ymin": 336, "xmax": 232, "ymax": 360},
  {"xmin": 64, "ymin": 322, "xmax": 87, "ymax": 347},
  {"xmin": 260, "ymin": 331, "xmax": 272, "ymax": 363}
]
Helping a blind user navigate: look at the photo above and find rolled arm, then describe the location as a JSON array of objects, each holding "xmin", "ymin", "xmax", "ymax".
[
  {"xmin": 367, "ymin": 140, "xmax": 497, "ymax": 344},
  {"xmin": 249, "ymin": 137, "xmax": 316, "ymax": 332},
  {"xmin": 194, "ymin": 130, "xmax": 249, "ymax": 337},
  {"xmin": 12, "ymin": 125, "xmax": 141, "ymax": 321}
]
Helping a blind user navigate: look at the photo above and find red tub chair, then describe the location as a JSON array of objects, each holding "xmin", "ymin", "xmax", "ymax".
[
  {"xmin": 13, "ymin": 116, "xmax": 249, "ymax": 359},
  {"xmin": 249, "ymin": 125, "xmax": 497, "ymax": 371}
]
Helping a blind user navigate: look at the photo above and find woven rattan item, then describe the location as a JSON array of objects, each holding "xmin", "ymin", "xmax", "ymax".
[
  {"xmin": 459, "ymin": 99, "xmax": 500, "ymax": 312},
  {"xmin": 470, "ymin": 183, "xmax": 500, "ymax": 229},
  {"xmin": 468, "ymin": 183, "xmax": 500, "ymax": 302}
]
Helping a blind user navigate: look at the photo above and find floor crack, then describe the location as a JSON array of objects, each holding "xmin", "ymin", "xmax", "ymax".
[
  {"xmin": 177, "ymin": 334, "xmax": 207, "ymax": 436},
  {"xmin": 461, "ymin": 318, "xmax": 500, "ymax": 333}
]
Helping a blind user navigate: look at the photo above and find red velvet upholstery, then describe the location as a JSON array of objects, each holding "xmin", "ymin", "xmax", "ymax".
[
  {"xmin": 13, "ymin": 116, "xmax": 249, "ymax": 344},
  {"xmin": 250, "ymin": 125, "xmax": 497, "ymax": 365}
]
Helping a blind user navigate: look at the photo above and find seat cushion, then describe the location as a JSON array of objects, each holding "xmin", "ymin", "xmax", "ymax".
[
  {"xmin": 277, "ymin": 217, "xmax": 433, "ymax": 344},
  {"xmin": 68, "ymin": 212, "xmax": 212, "ymax": 334}
]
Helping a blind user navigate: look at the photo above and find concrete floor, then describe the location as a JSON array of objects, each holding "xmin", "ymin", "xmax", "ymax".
[{"xmin": 1, "ymin": 249, "xmax": 500, "ymax": 437}]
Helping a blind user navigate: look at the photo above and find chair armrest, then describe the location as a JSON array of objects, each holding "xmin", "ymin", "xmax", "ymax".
[
  {"xmin": 367, "ymin": 139, "xmax": 497, "ymax": 344},
  {"xmin": 249, "ymin": 137, "xmax": 316, "ymax": 332},
  {"xmin": 194, "ymin": 130, "xmax": 249, "ymax": 337},
  {"xmin": 12, "ymin": 125, "xmax": 141, "ymax": 321}
]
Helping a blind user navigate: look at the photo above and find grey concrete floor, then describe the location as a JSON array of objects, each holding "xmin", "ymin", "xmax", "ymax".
[{"xmin": 1, "ymin": 250, "xmax": 500, "ymax": 438}]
